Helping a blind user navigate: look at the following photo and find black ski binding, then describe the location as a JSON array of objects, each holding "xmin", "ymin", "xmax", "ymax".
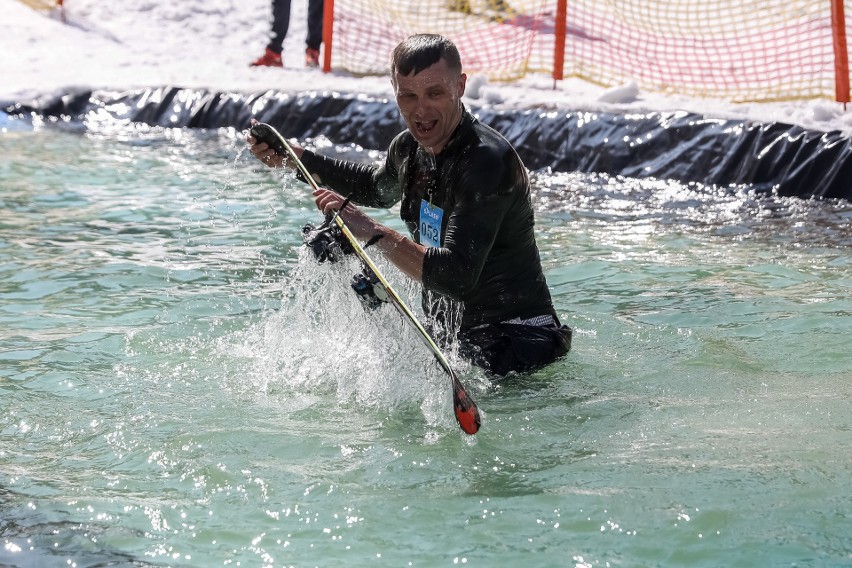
[
  {"xmin": 301, "ymin": 212, "xmax": 388, "ymax": 311},
  {"xmin": 351, "ymin": 267, "xmax": 390, "ymax": 310},
  {"xmin": 301, "ymin": 215, "xmax": 353, "ymax": 263}
]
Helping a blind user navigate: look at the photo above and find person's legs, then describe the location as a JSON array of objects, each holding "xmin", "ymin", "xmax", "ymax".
[
  {"xmin": 251, "ymin": 0, "xmax": 291, "ymax": 67},
  {"xmin": 458, "ymin": 323, "xmax": 572, "ymax": 377},
  {"xmin": 268, "ymin": 0, "xmax": 293, "ymax": 54},
  {"xmin": 305, "ymin": 0, "xmax": 324, "ymax": 51},
  {"xmin": 304, "ymin": 0, "xmax": 324, "ymax": 67}
]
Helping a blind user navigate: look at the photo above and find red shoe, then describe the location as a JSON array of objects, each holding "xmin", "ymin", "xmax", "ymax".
[
  {"xmin": 250, "ymin": 48, "xmax": 283, "ymax": 68},
  {"xmin": 305, "ymin": 48, "xmax": 320, "ymax": 68}
]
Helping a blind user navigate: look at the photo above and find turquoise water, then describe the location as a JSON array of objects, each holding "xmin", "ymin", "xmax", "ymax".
[{"xmin": 1, "ymin": 123, "xmax": 851, "ymax": 568}]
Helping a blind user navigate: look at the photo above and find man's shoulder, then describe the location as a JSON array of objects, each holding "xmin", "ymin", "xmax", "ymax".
[
  {"xmin": 459, "ymin": 116, "xmax": 513, "ymax": 155},
  {"xmin": 389, "ymin": 130, "xmax": 417, "ymax": 158},
  {"xmin": 460, "ymin": 120, "xmax": 521, "ymax": 171}
]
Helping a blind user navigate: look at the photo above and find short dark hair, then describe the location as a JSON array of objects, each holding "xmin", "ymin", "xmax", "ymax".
[{"xmin": 391, "ymin": 34, "xmax": 462, "ymax": 78}]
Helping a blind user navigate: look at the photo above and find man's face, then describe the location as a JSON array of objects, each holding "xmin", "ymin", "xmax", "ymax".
[{"xmin": 393, "ymin": 58, "xmax": 467, "ymax": 155}]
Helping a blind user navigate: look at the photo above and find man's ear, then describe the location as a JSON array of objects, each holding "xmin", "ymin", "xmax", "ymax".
[{"xmin": 458, "ymin": 72, "xmax": 468, "ymax": 97}]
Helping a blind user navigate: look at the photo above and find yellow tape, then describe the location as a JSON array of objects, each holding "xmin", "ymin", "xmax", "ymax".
[{"xmin": 18, "ymin": 0, "xmax": 59, "ymax": 10}]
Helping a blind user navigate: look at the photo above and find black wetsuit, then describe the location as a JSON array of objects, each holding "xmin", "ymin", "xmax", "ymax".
[{"xmin": 300, "ymin": 109, "xmax": 571, "ymax": 375}]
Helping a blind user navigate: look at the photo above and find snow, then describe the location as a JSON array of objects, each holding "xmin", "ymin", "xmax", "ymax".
[{"xmin": 2, "ymin": 0, "xmax": 852, "ymax": 135}]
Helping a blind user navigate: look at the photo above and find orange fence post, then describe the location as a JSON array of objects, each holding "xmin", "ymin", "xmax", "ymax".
[
  {"xmin": 322, "ymin": 0, "xmax": 334, "ymax": 73},
  {"xmin": 552, "ymin": 0, "xmax": 567, "ymax": 83},
  {"xmin": 831, "ymin": 0, "xmax": 850, "ymax": 103}
]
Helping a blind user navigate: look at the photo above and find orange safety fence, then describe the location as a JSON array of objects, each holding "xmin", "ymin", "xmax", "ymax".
[{"xmin": 323, "ymin": 0, "xmax": 852, "ymax": 103}]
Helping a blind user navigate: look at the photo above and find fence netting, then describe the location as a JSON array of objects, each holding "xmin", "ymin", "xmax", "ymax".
[{"xmin": 329, "ymin": 0, "xmax": 851, "ymax": 102}]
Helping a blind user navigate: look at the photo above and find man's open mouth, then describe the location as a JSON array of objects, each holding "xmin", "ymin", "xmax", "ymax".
[{"xmin": 416, "ymin": 120, "xmax": 438, "ymax": 134}]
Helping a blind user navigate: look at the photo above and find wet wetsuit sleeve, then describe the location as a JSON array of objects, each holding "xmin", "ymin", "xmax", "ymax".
[
  {"xmin": 422, "ymin": 147, "xmax": 513, "ymax": 298},
  {"xmin": 299, "ymin": 139, "xmax": 404, "ymax": 208}
]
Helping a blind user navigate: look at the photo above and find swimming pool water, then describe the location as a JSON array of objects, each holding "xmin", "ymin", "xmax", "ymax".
[{"xmin": 1, "ymin": 125, "xmax": 851, "ymax": 567}]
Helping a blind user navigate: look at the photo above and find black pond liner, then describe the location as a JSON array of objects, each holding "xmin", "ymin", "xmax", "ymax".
[{"xmin": 4, "ymin": 86, "xmax": 850, "ymax": 200}]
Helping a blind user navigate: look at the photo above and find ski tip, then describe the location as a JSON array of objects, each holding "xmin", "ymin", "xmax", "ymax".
[
  {"xmin": 456, "ymin": 405, "xmax": 481, "ymax": 435},
  {"xmin": 454, "ymin": 389, "xmax": 482, "ymax": 435}
]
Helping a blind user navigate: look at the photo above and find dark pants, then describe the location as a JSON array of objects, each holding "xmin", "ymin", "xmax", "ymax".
[
  {"xmin": 458, "ymin": 323, "xmax": 573, "ymax": 377},
  {"xmin": 268, "ymin": 0, "xmax": 324, "ymax": 54}
]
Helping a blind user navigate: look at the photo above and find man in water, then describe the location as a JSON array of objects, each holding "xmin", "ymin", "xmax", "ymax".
[{"xmin": 249, "ymin": 33, "xmax": 571, "ymax": 377}]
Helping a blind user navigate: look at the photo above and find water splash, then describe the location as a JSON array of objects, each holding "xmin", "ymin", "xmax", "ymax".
[{"xmin": 222, "ymin": 247, "xmax": 476, "ymax": 432}]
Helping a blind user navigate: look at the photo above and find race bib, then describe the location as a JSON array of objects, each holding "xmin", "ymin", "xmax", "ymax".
[{"xmin": 419, "ymin": 199, "xmax": 444, "ymax": 248}]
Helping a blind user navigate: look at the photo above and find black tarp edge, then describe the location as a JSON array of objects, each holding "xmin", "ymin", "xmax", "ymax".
[{"xmin": 3, "ymin": 85, "xmax": 850, "ymax": 200}]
